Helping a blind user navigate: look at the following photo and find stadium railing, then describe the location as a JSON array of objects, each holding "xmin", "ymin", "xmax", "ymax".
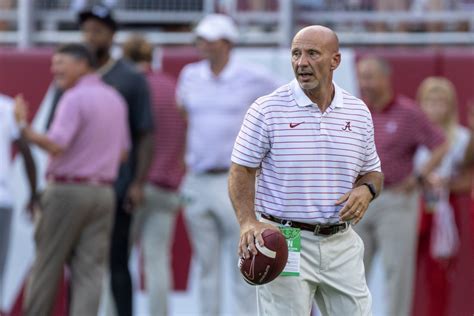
[{"xmin": 0, "ymin": 0, "xmax": 473, "ymax": 47}]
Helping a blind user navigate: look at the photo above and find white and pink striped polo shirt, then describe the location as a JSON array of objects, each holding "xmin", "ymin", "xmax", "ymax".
[{"xmin": 231, "ymin": 79, "xmax": 381, "ymax": 224}]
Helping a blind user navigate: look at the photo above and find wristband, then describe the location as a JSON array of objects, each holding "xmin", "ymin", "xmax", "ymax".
[{"xmin": 362, "ymin": 182, "xmax": 376, "ymax": 201}]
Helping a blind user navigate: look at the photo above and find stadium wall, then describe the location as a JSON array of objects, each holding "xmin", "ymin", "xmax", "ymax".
[{"xmin": 1, "ymin": 46, "xmax": 473, "ymax": 314}]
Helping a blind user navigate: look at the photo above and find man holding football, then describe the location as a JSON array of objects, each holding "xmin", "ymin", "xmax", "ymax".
[{"xmin": 229, "ymin": 25, "xmax": 383, "ymax": 315}]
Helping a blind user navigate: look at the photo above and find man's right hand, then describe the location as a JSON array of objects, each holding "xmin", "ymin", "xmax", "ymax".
[
  {"xmin": 26, "ymin": 194, "xmax": 41, "ymax": 220},
  {"xmin": 393, "ymin": 174, "xmax": 419, "ymax": 194},
  {"xmin": 238, "ymin": 219, "xmax": 279, "ymax": 259},
  {"xmin": 14, "ymin": 94, "xmax": 29, "ymax": 125}
]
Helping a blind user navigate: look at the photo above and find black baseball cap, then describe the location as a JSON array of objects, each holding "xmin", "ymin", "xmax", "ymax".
[{"xmin": 78, "ymin": 4, "xmax": 117, "ymax": 31}]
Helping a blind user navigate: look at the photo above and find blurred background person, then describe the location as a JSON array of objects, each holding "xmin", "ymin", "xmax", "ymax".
[
  {"xmin": 19, "ymin": 43, "xmax": 129, "ymax": 316},
  {"xmin": 0, "ymin": 94, "xmax": 37, "ymax": 314},
  {"xmin": 355, "ymin": 56, "xmax": 448, "ymax": 316},
  {"xmin": 452, "ymin": 101, "xmax": 474, "ymax": 314},
  {"xmin": 42, "ymin": 5, "xmax": 154, "ymax": 315},
  {"xmin": 466, "ymin": 102, "xmax": 474, "ymax": 207},
  {"xmin": 77, "ymin": 6, "xmax": 155, "ymax": 316},
  {"xmin": 412, "ymin": 77, "xmax": 472, "ymax": 316},
  {"xmin": 122, "ymin": 34, "xmax": 186, "ymax": 316},
  {"xmin": 464, "ymin": 104, "xmax": 474, "ymax": 208},
  {"xmin": 465, "ymin": 102, "xmax": 474, "ymax": 171},
  {"xmin": 176, "ymin": 13, "xmax": 278, "ymax": 316}
]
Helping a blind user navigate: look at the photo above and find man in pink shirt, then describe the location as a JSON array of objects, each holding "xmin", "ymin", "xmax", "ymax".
[{"xmin": 16, "ymin": 43, "xmax": 130, "ymax": 316}]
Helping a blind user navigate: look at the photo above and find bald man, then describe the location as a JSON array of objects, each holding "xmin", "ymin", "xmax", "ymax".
[
  {"xmin": 229, "ymin": 25, "xmax": 383, "ymax": 315},
  {"xmin": 355, "ymin": 57, "xmax": 448, "ymax": 316}
]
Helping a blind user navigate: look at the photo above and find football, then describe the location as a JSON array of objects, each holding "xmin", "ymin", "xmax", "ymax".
[{"xmin": 238, "ymin": 229, "xmax": 289, "ymax": 285}]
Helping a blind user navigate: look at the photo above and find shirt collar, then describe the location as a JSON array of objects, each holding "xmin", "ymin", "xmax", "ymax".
[
  {"xmin": 97, "ymin": 58, "xmax": 116, "ymax": 76},
  {"xmin": 379, "ymin": 95, "xmax": 397, "ymax": 113},
  {"xmin": 76, "ymin": 73, "xmax": 101, "ymax": 87},
  {"xmin": 290, "ymin": 79, "xmax": 344, "ymax": 110},
  {"xmin": 200, "ymin": 54, "xmax": 238, "ymax": 81},
  {"xmin": 331, "ymin": 82, "xmax": 344, "ymax": 109}
]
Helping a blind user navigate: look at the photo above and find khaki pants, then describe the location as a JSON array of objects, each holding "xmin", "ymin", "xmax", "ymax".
[
  {"xmin": 181, "ymin": 173, "xmax": 257, "ymax": 316},
  {"xmin": 23, "ymin": 183, "xmax": 115, "ymax": 316},
  {"xmin": 0, "ymin": 206, "xmax": 12, "ymax": 306},
  {"xmin": 131, "ymin": 184, "xmax": 181, "ymax": 316},
  {"xmin": 354, "ymin": 189, "xmax": 420, "ymax": 316},
  {"xmin": 257, "ymin": 220, "xmax": 371, "ymax": 316}
]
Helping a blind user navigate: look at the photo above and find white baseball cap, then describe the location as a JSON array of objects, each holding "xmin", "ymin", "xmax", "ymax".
[{"xmin": 195, "ymin": 14, "xmax": 239, "ymax": 43}]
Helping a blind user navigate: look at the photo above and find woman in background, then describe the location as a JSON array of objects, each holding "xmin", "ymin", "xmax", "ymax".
[{"xmin": 412, "ymin": 77, "xmax": 473, "ymax": 316}]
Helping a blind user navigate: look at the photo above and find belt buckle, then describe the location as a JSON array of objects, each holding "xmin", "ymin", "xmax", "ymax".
[
  {"xmin": 313, "ymin": 224, "xmax": 321, "ymax": 235},
  {"xmin": 334, "ymin": 223, "xmax": 348, "ymax": 235},
  {"xmin": 340, "ymin": 222, "xmax": 348, "ymax": 232}
]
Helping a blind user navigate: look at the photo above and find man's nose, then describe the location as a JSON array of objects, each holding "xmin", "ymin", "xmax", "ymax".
[{"xmin": 297, "ymin": 53, "xmax": 309, "ymax": 66}]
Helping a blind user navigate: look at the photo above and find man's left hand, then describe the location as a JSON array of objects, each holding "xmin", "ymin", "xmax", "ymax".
[{"xmin": 336, "ymin": 186, "xmax": 372, "ymax": 224}]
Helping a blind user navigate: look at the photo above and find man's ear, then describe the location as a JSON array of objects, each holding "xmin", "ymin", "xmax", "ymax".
[
  {"xmin": 79, "ymin": 59, "xmax": 92, "ymax": 74},
  {"xmin": 331, "ymin": 52, "xmax": 341, "ymax": 70}
]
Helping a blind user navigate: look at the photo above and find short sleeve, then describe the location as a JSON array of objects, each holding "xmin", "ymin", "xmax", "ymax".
[
  {"xmin": 47, "ymin": 92, "xmax": 81, "ymax": 149},
  {"xmin": 6, "ymin": 104, "xmax": 20, "ymax": 141},
  {"xmin": 413, "ymin": 107, "xmax": 445, "ymax": 150},
  {"xmin": 175, "ymin": 65, "xmax": 190, "ymax": 109},
  {"xmin": 231, "ymin": 103, "xmax": 270, "ymax": 168},
  {"xmin": 360, "ymin": 112, "xmax": 382, "ymax": 174},
  {"xmin": 129, "ymin": 73, "xmax": 154, "ymax": 134}
]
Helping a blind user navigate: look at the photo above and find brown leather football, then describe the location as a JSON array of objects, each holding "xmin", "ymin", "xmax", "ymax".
[{"xmin": 238, "ymin": 229, "xmax": 289, "ymax": 285}]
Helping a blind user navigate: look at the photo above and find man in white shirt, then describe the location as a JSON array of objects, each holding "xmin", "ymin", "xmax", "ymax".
[
  {"xmin": 229, "ymin": 25, "xmax": 383, "ymax": 315},
  {"xmin": 0, "ymin": 94, "xmax": 37, "ymax": 309},
  {"xmin": 176, "ymin": 14, "xmax": 277, "ymax": 315}
]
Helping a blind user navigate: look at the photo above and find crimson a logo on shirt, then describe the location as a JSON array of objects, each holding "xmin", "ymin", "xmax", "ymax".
[
  {"xmin": 385, "ymin": 121, "xmax": 398, "ymax": 134},
  {"xmin": 342, "ymin": 121, "xmax": 352, "ymax": 131}
]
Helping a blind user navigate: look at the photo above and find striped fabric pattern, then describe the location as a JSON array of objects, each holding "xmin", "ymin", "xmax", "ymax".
[
  {"xmin": 371, "ymin": 96, "xmax": 445, "ymax": 187},
  {"xmin": 146, "ymin": 71, "xmax": 186, "ymax": 191},
  {"xmin": 232, "ymin": 80, "xmax": 381, "ymax": 224}
]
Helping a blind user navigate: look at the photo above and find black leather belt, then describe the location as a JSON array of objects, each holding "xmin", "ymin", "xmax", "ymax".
[
  {"xmin": 203, "ymin": 168, "xmax": 229, "ymax": 174},
  {"xmin": 261, "ymin": 213, "xmax": 349, "ymax": 236}
]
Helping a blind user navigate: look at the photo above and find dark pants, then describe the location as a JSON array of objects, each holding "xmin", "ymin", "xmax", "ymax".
[{"xmin": 110, "ymin": 193, "xmax": 133, "ymax": 316}]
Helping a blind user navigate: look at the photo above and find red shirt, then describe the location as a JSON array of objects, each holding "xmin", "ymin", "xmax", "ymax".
[
  {"xmin": 371, "ymin": 95, "xmax": 445, "ymax": 187},
  {"xmin": 146, "ymin": 71, "xmax": 186, "ymax": 191}
]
